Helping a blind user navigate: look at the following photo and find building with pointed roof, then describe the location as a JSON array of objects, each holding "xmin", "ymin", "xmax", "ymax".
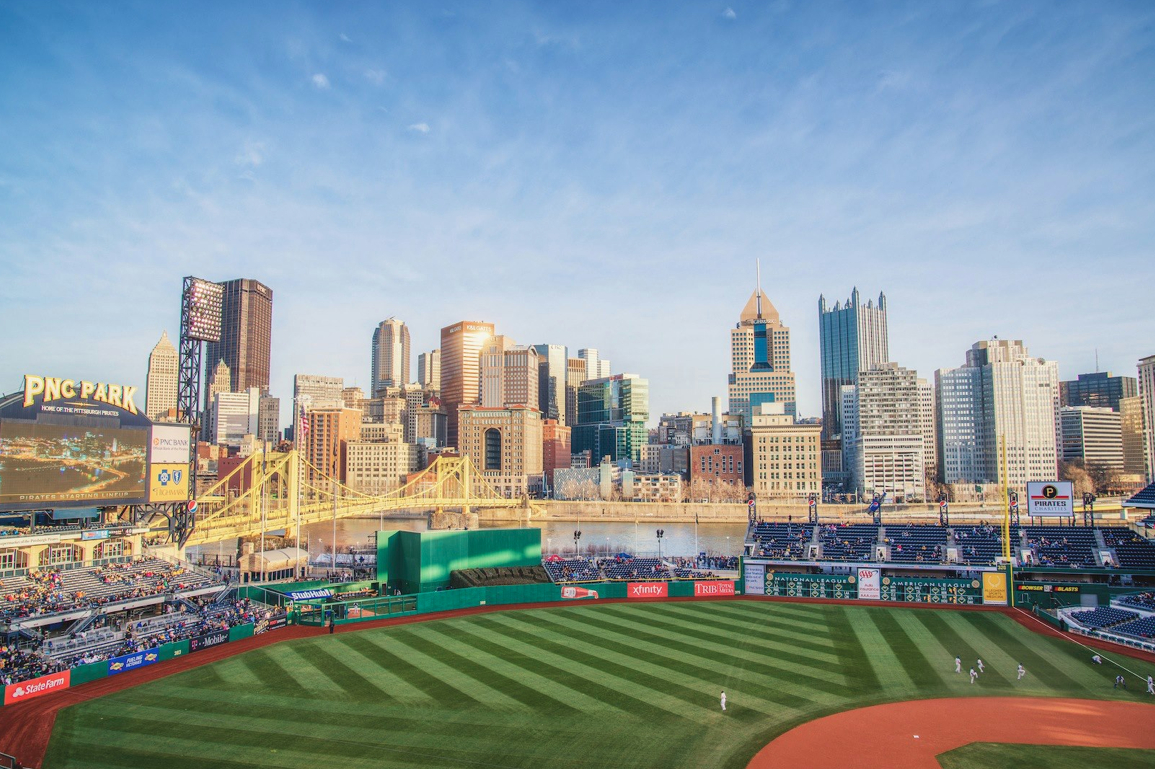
[
  {"xmin": 727, "ymin": 263, "xmax": 797, "ymax": 421},
  {"xmin": 146, "ymin": 330, "xmax": 179, "ymax": 421}
]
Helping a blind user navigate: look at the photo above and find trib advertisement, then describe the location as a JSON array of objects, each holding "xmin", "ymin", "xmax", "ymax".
[
  {"xmin": 4, "ymin": 670, "xmax": 70, "ymax": 705},
  {"xmin": 693, "ymin": 581, "xmax": 735, "ymax": 597},
  {"xmin": 628, "ymin": 582, "xmax": 668, "ymax": 599},
  {"xmin": 857, "ymin": 568, "xmax": 881, "ymax": 600}
]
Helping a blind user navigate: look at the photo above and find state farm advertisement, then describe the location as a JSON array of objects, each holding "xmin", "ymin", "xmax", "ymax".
[
  {"xmin": 627, "ymin": 582, "xmax": 668, "ymax": 599},
  {"xmin": 857, "ymin": 567, "xmax": 881, "ymax": 600},
  {"xmin": 694, "ymin": 581, "xmax": 736, "ymax": 597},
  {"xmin": 4, "ymin": 670, "xmax": 70, "ymax": 705}
]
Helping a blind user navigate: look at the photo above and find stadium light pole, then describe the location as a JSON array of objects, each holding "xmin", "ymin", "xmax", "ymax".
[
  {"xmin": 573, "ymin": 530, "xmax": 581, "ymax": 556},
  {"xmin": 656, "ymin": 529, "xmax": 664, "ymax": 560}
]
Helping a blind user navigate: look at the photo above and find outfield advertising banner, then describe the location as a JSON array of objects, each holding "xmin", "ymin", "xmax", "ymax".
[
  {"xmin": 561, "ymin": 586, "xmax": 600, "ymax": 600},
  {"xmin": 857, "ymin": 568, "xmax": 881, "ymax": 600},
  {"xmin": 982, "ymin": 572, "xmax": 1008, "ymax": 605},
  {"xmin": 627, "ymin": 582, "xmax": 668, "ymax": 599},
  {"xmin": 189, "ymin": 629, "xmax": 229, "ymax": 653},
  {"xmin": 149, "ymin": 463, "xmax": 190, "ymax": 503},
  {"xmin": 107, "ymin": 649, "xmax": 160, "ymax": 676},
  {"xmin": 743, "ymin": 563, "xmax": 766, "ymax": 595},
  {"xmin": 149, "ymin": 425, "xmax": 191, "ymax": 464},
  {"xmin": 4, "ymin": 670, "xmax": 70, "ymax": 705},
  {"xmin": 287, "ymin": 588, "xmax": 334, "ymax": 601},
  {"xmin": 693, "ymin": 581, "xmax": 735, "ymax": 597}
]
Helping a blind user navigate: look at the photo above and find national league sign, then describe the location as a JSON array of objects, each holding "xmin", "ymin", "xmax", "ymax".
[{"xmin": 1026, "ymin": 482, "xmax": 1074, "ymax": 516}]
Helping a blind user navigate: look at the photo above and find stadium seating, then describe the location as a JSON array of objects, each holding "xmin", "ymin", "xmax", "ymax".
[
  {"xmin": 1124, "ymin": 480, "xmax": 1155, "ymax": 508},
  {"xmin": 1099, "ymin": 527, "xmax": 1155, "ymax": 569},
  {"xmin": 953, "ymin": 525, "xmax": 1021, "ymax": 566},
  {"xmin": 1069, "ymin": 607, "xmax": 1139, "ymax": 629},
  {"xmin": 1117, "ymin": 592, "xmax": 1155, "ymax": 612},
  {"xmin": 542, "ymin": 558, "xmax": 601, "ymax": 583},
  {"xmin": 1023, "ymin": 526, "xmax": 1099, "ymax": 568},
  {"xmin": 886, "ymin": 525, "xmax": 947, "ymax": 564},
  {"xmin": 749, "ymin": 523, "xmax": 814, "ymax": 559},
  {"xmin": 817, "ymin": 524, "xmax": 878, "ymax": 561},
  {"xmin": 1112, "ymin": 615, "xmax": 1155, "ymax": 641},
  {"xmin": 602, "ymin": 557, "xmax": 668, "ymax": 580}
]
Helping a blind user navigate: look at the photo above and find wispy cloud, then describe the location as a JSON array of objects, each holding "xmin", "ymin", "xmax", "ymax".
[
  {"xmin": 722, "ymin": 7, "xmax": 737, "ymax": 20},
  {"xmin": 339, "ymin": 33, "xmax": 352, "ymax": 43},
  {"xmin": 235, "ymin": 140, "xmax": 265, "ymax": 168},
  {"xmin": 311, "ymin": 73, "xmax": 330, "ymax": 89},
  {"xmin": 364, "ymin": 69, "xmax": 387, "ymax": 85},
  {"xmin": 407, "ymin": 122, "xmax": 430, "ymax": 134}
]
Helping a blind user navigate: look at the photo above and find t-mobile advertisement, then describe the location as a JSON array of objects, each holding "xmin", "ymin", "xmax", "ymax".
[
  {"xmin": 694, "ymin": 581, "xmax": 736, "ymax": 597},
  {"xmin": 627, "ymin": 582, "xmax": 668, "ymax": 599},
  {"xmin": 857, "ymin": 567, "xmax": 881, "ymax": 600}
]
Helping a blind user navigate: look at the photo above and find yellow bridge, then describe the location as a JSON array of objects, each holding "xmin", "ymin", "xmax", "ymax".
[{"xmin": 178, "ymin": 452, "xmax": 539, "ymax": 548}]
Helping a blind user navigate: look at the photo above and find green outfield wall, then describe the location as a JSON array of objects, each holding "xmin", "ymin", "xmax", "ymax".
[{"xmin": 376, "ymin": 528, "xmax": 542, "ymax": 593}]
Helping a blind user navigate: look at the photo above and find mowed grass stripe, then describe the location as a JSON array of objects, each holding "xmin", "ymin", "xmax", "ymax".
[
  {"xmin": 290, "ymin": 642, "xmax": 395, "ymax": 700},
  {"xmin": 384, "ymin": 627, "xmax": 541, "ymax": 711},
  {"xmin": 842, "ymin": 606, "xmax": 915, "ymax": 694},
  {"xmin": 952, "ymin": 613, "xmax": 1088, "ymax": 693},
  {"xmin": 937, "ymin": 612, "xmax": 1047, "ymax": 691},
  {"xmin": 353, "ymin": 632, "xmax": 489, "ymax": 706},
  {"xmin": 329, "ymin": 634, "xmax": 439, "ymax": 704},
  {"xmin": 913, "ymin": 612, "xmax": 1012, "ymax": 687},
  {"xmin": 675, "ymin": 601, "xmax": 839, "ymax": 641},
  {"xmin": 490, "ymin": 611, "xmax": 786, "ymax": 718},
  {"xmin": 652, "ymin": 602, "xmax": 841, "ymax": 656},
  {"xmin": 865, "ymin": 608, "xmax": 945, "ymax": 689},
  {"xmin": 530, "ymin": 610, "xmax": 818, "ymax": 711},
  {"xmin": 594, "ymin": 604, "xmax": 848, "ymax": 690},
  {"xmin": 405, "ymin": 621, "xmax": 600, "ymax": 714},
  {"xmin": 822, "ymin": 606, "xmax": 882, "ymax": 694},
  {"xmin": 452, "ymin": 617, "xmax": 692, "ymax": 720},
  {"xmin": 262, "ymin": 643, "xmax": 348, "ymax": 695},
  {"xmin": 209, "ymin": 656, "xmax": 264, "ymax": 688},
  {"xmin": 573, "ymin": 606, "xmax": 849, "ymax": 695}
]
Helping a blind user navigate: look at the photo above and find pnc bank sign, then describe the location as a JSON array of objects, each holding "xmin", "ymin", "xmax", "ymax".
[{"xmin": 22, "ymin": 374, "xmax": 140, "ymax": 415}]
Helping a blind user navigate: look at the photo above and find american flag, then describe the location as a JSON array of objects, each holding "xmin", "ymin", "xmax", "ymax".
[{"xmin": 299, "ymin": 406, "xmax": 310, "ymax": 441}]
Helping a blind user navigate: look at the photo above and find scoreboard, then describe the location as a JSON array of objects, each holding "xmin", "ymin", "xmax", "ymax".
[
  {"xmin": 877, "ymin": 576, "xmax": 981, "ymax": 604},
  {"xmin": 747, "ymin": 562, "xmax": 986, "ymax": 605},
  {"xmin": 762, "ymin": 573, "xmax": 855, "ymax": 600}
]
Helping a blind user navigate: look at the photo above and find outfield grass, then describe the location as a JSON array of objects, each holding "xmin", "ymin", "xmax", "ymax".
[
  {"xmin": 43, "ymin": 602, "xmax": 1155, "ymax": 769},
  {"xmin": 938, "ymin": 743, "xmax": 1155, "ymax": 769}
]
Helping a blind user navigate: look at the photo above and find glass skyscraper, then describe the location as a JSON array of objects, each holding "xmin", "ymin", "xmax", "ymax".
[
  {"xmin": 818, "ymin": 288, "xmax": 888, "ymax": 441},
  {"xmin": 573, "ymin": 374, "xmax": 649, "ymax": 464}
]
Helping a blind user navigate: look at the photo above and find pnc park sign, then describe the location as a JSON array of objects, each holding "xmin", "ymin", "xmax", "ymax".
[{"xmin": 22, "ymin": 374, "xmax": 140, "ymax": 415}]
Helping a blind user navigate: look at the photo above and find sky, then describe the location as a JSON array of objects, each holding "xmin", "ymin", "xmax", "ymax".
[{"xmin": 1, "ymin": 1, "xmax": 1153, "ymax": 425}]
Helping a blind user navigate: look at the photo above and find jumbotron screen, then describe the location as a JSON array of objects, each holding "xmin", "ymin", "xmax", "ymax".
[{"xmin": 0, "ymin": 421, "xmax": 149, "ymax": 508}]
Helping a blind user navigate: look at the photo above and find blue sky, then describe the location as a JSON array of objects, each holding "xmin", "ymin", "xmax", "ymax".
[{"xmin": 1, "ymin": 1, "xmax": 1153, "ymax": 423}]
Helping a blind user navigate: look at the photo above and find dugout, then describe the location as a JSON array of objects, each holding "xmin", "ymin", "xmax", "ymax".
[{"xmin": 376, "ymin": 528, "xmax": 542, "ymax": 594}]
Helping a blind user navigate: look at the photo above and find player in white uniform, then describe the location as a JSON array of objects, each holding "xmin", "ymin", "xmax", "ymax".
[
  {"xmin": 720, "ymin": 691, "xmax": 727, "ymax": 711},
  {"xmin": 955, "ymin": 656, "xmax": 962, "ymax": 673},
  {"xmin": 1147, "ymin": 676, "xmax": 1154, "ymax": 695},
  {"xmin": 1017, "ymin": 664, "xmax": 1025, "ymax": 680},
  {"xmin": 969, "ymin": 668, "xmax": 977, "ymax": 684},
  {"xmin": 1092, "ymin": 654, "xmax": 1102, "ymax": 664},
  {"xmin": 976, "ymin": 658, "xmax": 984, "ymax": 673}
]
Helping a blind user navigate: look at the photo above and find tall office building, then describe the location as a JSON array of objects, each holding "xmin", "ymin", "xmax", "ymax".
[
  {"xmin": 203, "ymin": 278, "xmax": 273, "ymax": 400},
  {"xmin": 257, "ymin": 394, "xmax": 280, "ymax": 443},
  {"xmin": 293, "ymin": 374, "xmax": 344, "ymax": 447},
  {"xmin": 728, "ymin": 273, "xmax": 797, "ymax": 421},
  {"xmin": 1060, "ymin": 371, "xmax": 1137, "ymax": 411},
  {"xmin": 481, "ymin": 336, "xmax": 540, "ymax": 410},
  {"xmin": 1059, "ymin": 406, "xmax": 1123, "ymax": 471},
  {"xmin": 1139, "ymin": 355, "xmax": 1155, "ymax": 481},
  {"xmin": 573, "ymin": 374, "xmax": 649, "ymax": 464},
  {"xmin": 542, "ymin": 419, "xmax": 572, "ymax": 490},
  {"xmin": 145, "ymin": 330, "xmax": 179, "ymax": 421},
  {"xmin": 1120, "ymin": 396, "xmax": 1149, "ymax": 480},
  {"xmin": 577, "ymin": 349, "xmax": 611, "ymax": 381},
  {"xmin": 532, "ymin": 344, "xmax": 568, "ymax": 424},
  {"xmin": 304, "ymin": 407, "xmax": 362, "ymax": 482},
  {"xmin": 840, "ymin": 363, "xmax": 926, "ymax": 502},
  {"xmin": 935, "ymin": 339, "xmax": 1059, "ymax": 489},
  {"xmin": 457, "ymin": 405, "xmax": 544, "ymax": 497},
  {"xmin": 441, "ymin": 320, "xmax": 495, "ymax": 448},
  {"xmin": 748, "ymin": 403, "xmax": 821, "ymax": 499},
  {"xmin": 371, "ymin": 318, "xmax": 410, "ymax": 396},
  {"xmin": 918, "ymin": 379, "xmax": 937, "ymax": 475},
  {"xmin": 211, "ymin": 387, "xmax": 262, "ymax": 445},
  {"xmin": 565, "ymin": 357, "xmax": 586, "ymax": 426},
  {"xmin": 201, "ymin": 360, "xmax": 232, "ymax": 440},
  {"xmin": 818, "ymin": 288, "xmax": 888, "ymax": 441},
  {"xmin": 417, "ymin": 350, "xmax": 441, "ymax": 391}
]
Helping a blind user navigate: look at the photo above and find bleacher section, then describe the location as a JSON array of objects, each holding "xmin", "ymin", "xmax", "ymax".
[
  {"xmin": 817, "ymin": 524, "xmax": 878, "ymax": 561},
  {"xmin": 541, "ymin": 556, "xmax": 728, "ymax": 583},
  {"xmin": 886, "ymin": 525, "xmax": 947, "ymax": 564},
  {"xmin": 1069, "ymin": 607, "xmax": 1139, "ymax": 629},
  {"xmin": 953, "ymin": 525, "xmax": 1021, "ymax": 566},
  {"xmin": 542, "ymin": 558, "xmax": 601, "ymax": 583},
  {"xmin": 749, "ymin": 523, "xmax": 814, "ymax": 559},
  {"xmin": 1100, "ymin": 528, "xmax": 1155, "ymax": 569},
  {"xmin": 1023, "ymin": 526, "xmax": 1099, "ymax": 568},
  {"xmin": 1112, "ymin": 616, "xmax": 1155, "ymax": 641},
  {"xmin": 1124, "ymin": 480, "xmax": 1155, "ymax": 508},
  {"xmin": 1118, "ymin": 592, "xmax": 1155, "ymax": 612}
]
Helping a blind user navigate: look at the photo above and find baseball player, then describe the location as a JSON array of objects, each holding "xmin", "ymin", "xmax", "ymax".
[
  {"xmin": 720, "ymin": 691, "xmax": 727, "ymax": 711},
  {"xmin": 1092, "ymin": 654, "xmax": 1102, "ymax": 664},
  {"xmin": 969, "ymin": 668, "xmax": 978, "ymax": 684},
  {"xmin": 1114, "ymin": 675, "xmax": 1126, "ymax": 690},
  {"xmin": 1147, "ymin": 676, "xmax": 1153, "ymax": 695},
  {"xmin": 976, "ymin": 658, "xmax": 984, "ymax": 673},
  {"xmin": 955, "ymin": 656, "xmax": 962, "ymax": 674},
  {"xmin": 1017, "ymin": 664, "xmax": 1025, "ymax": 680}
]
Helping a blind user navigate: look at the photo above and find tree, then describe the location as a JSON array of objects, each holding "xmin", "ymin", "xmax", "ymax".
[{"xmin": 1059, "ymin": 461, "xmax": 1094, "ymax": 498}]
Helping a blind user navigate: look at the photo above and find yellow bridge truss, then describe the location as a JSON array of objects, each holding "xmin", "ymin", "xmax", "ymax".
[{"xmin": 179, "ymin": 451, "xmax": 537, "ymax": 548}]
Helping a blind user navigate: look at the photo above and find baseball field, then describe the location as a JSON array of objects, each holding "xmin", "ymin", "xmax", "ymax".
[{"xmin": 37, "ymin": 600, "xmax": 1155, "ymax": 768}]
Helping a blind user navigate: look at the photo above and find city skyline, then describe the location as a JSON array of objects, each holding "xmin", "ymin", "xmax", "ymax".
[{"xmin": 2, "ymin": 2, "xmax": 1154, "ymax": 423}]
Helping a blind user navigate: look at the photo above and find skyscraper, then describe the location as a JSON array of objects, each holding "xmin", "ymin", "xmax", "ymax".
[
  {"xmin": 573, "ymin": 374, "xmax": 649, "ymax": 463},
  {"xmin": 531, "ymin": 343, "xmax": 568, "ymax": 423},
  {"xmin": 481, "ymin": 337, "xmax": 539, "ymax": 409},
  {"xmin": 371, "ymin": 318, "xmax": 410, "ymax": 396},
  {"xmin": 146, "ymin": 330, "xmax": 179, "ymax": 421},
  {"xmin": 1059, "ymin": 406, "xmax": 1123, "ymax": 471},
  {"xmin": 203, "ymin": 278, "xmax": 273, "ymax": 401},
  {"xmin": 728, "ymin": 268, "xmax": 797, "ymax": 421},
  {"xmin": 1060, "ymin": 371, "xmax": 1138, "ymax": 411},
  {"xmin": 818, "ymin": 288, "xmax": 889, "ymax": 441},
  {"xmin": 201, "ymin": 359, "xmax": 232, "ymax": 440},
  {"xmin": 935, "ymin": 339, "xmax": 1060, "ymax": 489},
  {"xmin": 577, "ymin": 349, "xmax": 611, "ymax": 381},
  {"xmin": 417, "ymin": 350, "xmax": 441, "ymax": 390},
  {"xmin": 841, "ymin": 363, "xmax": 926, "ymax": 502},
  {"xmin": 441, "ymin": 320, "xmax": 495, "ymax": 448},
  {"xmin": 1139, "ymin": 355, "xmax": 1155, "ymax": 481}
]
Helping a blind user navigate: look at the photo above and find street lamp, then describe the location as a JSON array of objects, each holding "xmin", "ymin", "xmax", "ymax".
[
  {"xmin": 573, "ymin": 529, "xmax": 582, "ymax": 556},
  {"xmin": 656, "ymin": 529, "xmax": 665, "ymax": 561}
]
